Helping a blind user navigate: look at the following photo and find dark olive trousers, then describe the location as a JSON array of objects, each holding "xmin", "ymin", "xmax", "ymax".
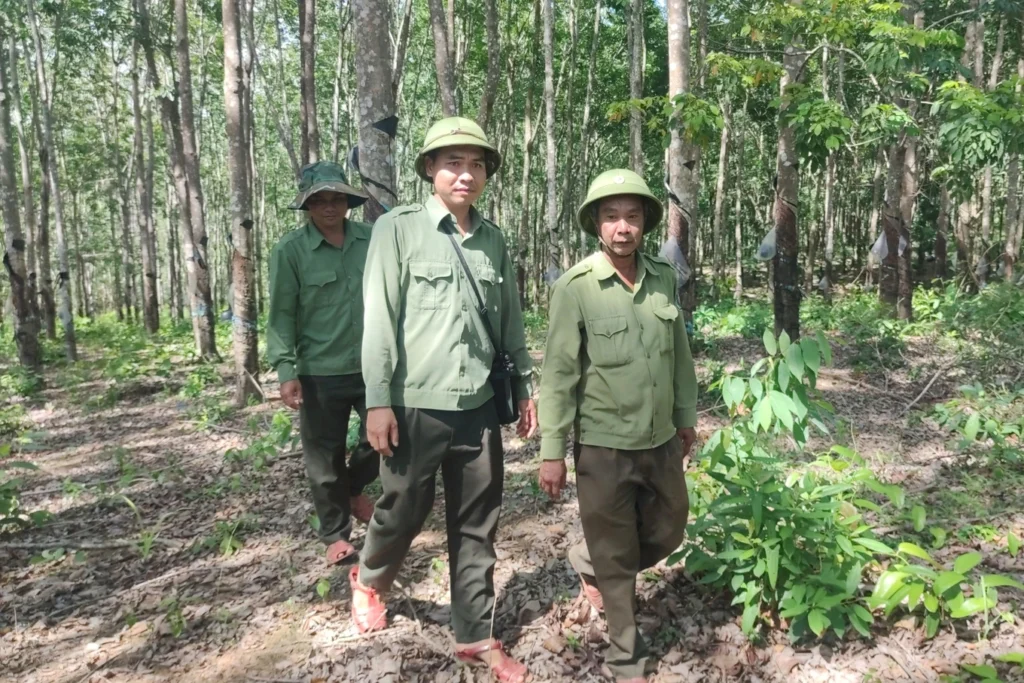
[
  {"xmin": 298, "ymin": 374, "xmax": 380, "ymax": 545},
  {"xmin": 567, "ymin": 437, "xmax": 689, "ymax": 681},
  {"xmin": 358, "ymin": 402, "xmax": 504, "ymax": 644}
]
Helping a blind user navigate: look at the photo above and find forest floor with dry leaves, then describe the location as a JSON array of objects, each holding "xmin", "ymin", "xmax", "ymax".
[{"xmin": 2, "ymin": 316, "xmax": 1023, "ymax": 683}]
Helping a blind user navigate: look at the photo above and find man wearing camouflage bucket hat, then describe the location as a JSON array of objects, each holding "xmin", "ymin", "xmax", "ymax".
[
  {"xmin": 350, "ymin": 117, "xmax": 534, "ymax": 683},
  {"xmin": 536, "ymin": 169, "xmax": 698, "ymax": 682},
  {"xmin": 267, "ymin": 161, "xmax": 380, "ymax": 566}
]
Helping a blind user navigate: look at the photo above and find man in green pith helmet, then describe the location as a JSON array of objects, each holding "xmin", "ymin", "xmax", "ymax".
[
  {"xmin": 536, "ymin": 169, "xmax": 698, "ymax": 683},
  {"xmin": 349, "ymin": 116, "xmax": 535, "ymax": 683},
  {"xmin": 267, "ymin": 161, "xmax": 380, "ymax": 566}
]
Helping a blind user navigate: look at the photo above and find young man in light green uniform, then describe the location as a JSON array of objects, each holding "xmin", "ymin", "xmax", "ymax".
[
  {"xmin": 350, "ymin": 117, "xmax": 535, "ymax": 683},
  {"xmin": 267, "ymin": 161, "xmax": 380, "ymax": 566},
  {"xmin": 537, "ymin": 169, "xmax": 698, "ymax": 683}
]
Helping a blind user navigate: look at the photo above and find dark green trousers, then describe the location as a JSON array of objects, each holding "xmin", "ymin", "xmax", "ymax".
[
  {"xmin": 298, "ymin": 374, "xmax": 380, "ymax": 545},
  {"xmin": 358, "ymin": 402, "xmax": 504, "ymax": 644},
  {"xmin": 568, "ymin": 437, "xmax": 689, "ymax": 681}
]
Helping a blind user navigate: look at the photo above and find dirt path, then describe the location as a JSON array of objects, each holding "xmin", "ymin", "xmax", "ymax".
[{"xmin": 2, "ymin": 337, "xmax": 1023, "ymax": 683}]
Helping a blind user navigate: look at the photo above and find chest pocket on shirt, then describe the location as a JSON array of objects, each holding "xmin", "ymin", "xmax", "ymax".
[
  {"xmin": 652, "ymin": 305, "xmax": 679, "ymax": 354},
  {"xmin": 473, "ymin": 263, "xmax": 499, "ymax": 310},
  {"xmin": 587, "ymin": 315, "xmax": 630, "ymax": 367},
  {"xmin": 409, "ymin": 261, "xmax": 453, "ymax": 310},
  {"xmin": 301, "ymin": 271, "xmax": 341, "ymax": 309}
]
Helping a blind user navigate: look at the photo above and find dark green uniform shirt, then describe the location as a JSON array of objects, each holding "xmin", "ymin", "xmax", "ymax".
[
  {"xmin": 267, "ymin": 220, "xmax": 371, "ymax": 383},
  {"xmin": 538, "ymin": 251, "xmax": 698, "ymax": 461},
  {"xmin": 361, "ymin": 196, "xmax": 533, "ymax": 410}
]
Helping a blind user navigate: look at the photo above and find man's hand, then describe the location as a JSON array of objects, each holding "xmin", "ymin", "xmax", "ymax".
[
  {"xmin": 280, "ymin": 380, "xmax": 303, "ymax": 410},
  {"xmin": 517, "ymin": 398, "xmax": 538, "ymax": 439},
  {"xmin": 678, "ymin": 427, "xmax": 697, "ymax": 458},
  {"xmin": 538, "ymin": 460, "xmax": 567, "ymax": 500},
  {"xmin": 367, "ymin": 407, "xmax": 400, "ymax": 457}
]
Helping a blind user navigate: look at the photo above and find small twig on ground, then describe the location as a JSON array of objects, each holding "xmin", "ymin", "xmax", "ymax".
[
  {"xmin": 244, "ymin": 371, "xmax": 267, "ymax": 401},
  {"xmin": 331, "ymin": 622, "xmax": 415, "ymax": 644},
  {"xmin": 190, "ymin": 420, "xmax": 250, "ymax": 435},
  {"xmin": 0, "ymin": 538, "xmax": 178, "ymax": 551},
  {"xmin": 902, "ymin": 356, "xmax": 962, "ymax": 415}
]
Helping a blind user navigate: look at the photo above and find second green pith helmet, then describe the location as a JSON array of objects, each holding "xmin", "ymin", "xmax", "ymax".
[
  {"xmin": 289, "ymin": 161, "xmax": 369, "ymax": 210},
  {"xmin": 576, "ymin": 169, "xmax": 664, "ymax": 237},
  {"xmin": 414, "ymin": 116, "xmax": 502, "ymax": 182}
]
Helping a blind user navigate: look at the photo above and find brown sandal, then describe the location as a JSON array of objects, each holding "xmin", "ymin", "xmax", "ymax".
[
  {"xmin": 455, "ymin": 640, "xmax": 529, "ymax": 683},
  {"xmin": 349, "ymin": 566, "xmax": 387, "ymax": 633},
  {"xmin": 326, "ymin": 539, "xmax": 357, "ymax": 566}
]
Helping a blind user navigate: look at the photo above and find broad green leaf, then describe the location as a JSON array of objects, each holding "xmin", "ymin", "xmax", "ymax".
[
  {"xmin": 853, "ymin": 604, "xmax": 874, "ymax": 624},
  {"xmin": 925, "ymin": 612, "xmax": 941, "ymax": 638},
  {"xmin": 836, "ymin": 535, "xmax": 856, "ymax": 557},
  {"xmin": 831, "ymin": 445, "xmax": 856, "ymax": 460},
  {"xmin": 930, "ymin": 526, "xmax": 948, "ymax": 549},
  {"xmin": 816, "ymin": 330, "xmax": 832, "ymax": 366},
  {"xmin": 779, "ymin": 330, "xmax": 792, "ymax": 353},
  {"xmin": 924, "ymin": 593, "xmax": 939, "ymax": 612},
  {"xmin": 979, "ymin": 574, "xmax": 1024, "ymax": 591},
  {"xmin": 995, "ymin": 653, "xmax": 1024, "ymax": 664},
  {"xmin": 898, "ymin": 542, "xmax": 935, "ymax": 565},
  {"xmin": 800, "ymin": 338, "xmax": 821, "ymax": 373},
  {"xmin": 786, "ymin": 343, "xmax": 805, "ymax": 380},
  {"xmin": 848, "ymin": 610, "xmax": 871, "ymax": 637},
  {"xmin": 949, "ymin": 595, "xmax": 994, "ymax": 619},
  {"xmin": 954, "ymin": 552, "xmax": 983, "ymax": 575},
  {"xmin": 855, "ymin": 538, "xmax": 895, "ymax": 555},
  {"xmin": 960, "ymin": 664, "xmax": 998, "ymax": 679},
  {"xmin": 742, "ymin": 602, "xmax": 759, "ymax": 634},
  {"xmin": 845, "ymin": 563, "xmax": 862, "ymax": 595},
  {"xmin": 807, "ymin": 609, "xmax": 830, "ymax": 637},
  {"xmin": 778, "ymin": 360, "xmax": 791, "ymax": 392},
  {"xmin": 757, "ymin": 396, "xmax": 773, "ymax": 431},
  {"xmin": 911, "ymin": 505, "xmax": 926, "ymax": 533},
  {"xmin": 872, "ymin": 570, "xmax": 907, "ymax": 600},
  {"xmin": 749, "ymin": 377, "xmax": 764, "ymax": 400},
  {"xmin": 1008, "ymin": 532, "xmax": 1020, "ymax": 558},
  {"xmin": 933, "ymin": 571, "xmax": 966, "ymax": 597},
  {"xmin": 906, "ymin": 582, "xmax": 924, "ymax": 610},
  {"xmin": 766, "ymin": 545, "xmax": 780, "ymax": 590},
  {"xmin": 763, "ymin": 329, "xmax": 778, "ymax": 356},
  {"xmin": 964, "ymin": 412, "xmax": 981, "ymax": 440}
]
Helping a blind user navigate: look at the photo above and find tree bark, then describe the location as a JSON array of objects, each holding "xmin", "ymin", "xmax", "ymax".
[
  {"xmin": 936, "ymin": 185, "xmax": 950, "ymax": 280},
  {"xmin": 627, "ymin": 0, "xmax": 644, "ymax": 173},
  {"xmin": 132, "ymin": 34, "xmax": 159, "ymax": 333},
  {"xmin": 298, "ymin": 0, "xmax": 321, "ymax": 164},
  {"xmin": 579, "ymin": 0, "xmax": 601, "ymax": 192},
  {"xmin": 478, "ymin": 0, "xmax": 500, "ymax": 129},
  {"xmin": 880, "ymin": 143, "xmax": 904, "ymax": 312},
  {"xmin": 223, "ymin": 0, "xmax": 260, "ymax": 406},
  {"xmin": 27, "ymin": 0, "xmax": 76, "ymax": 360},
  {"xmin": 516, "ymin": 0, "xmax": 541, "ymax": 309},
  {"xmin": 1004, "ymin": 57, "xmax": 1024, "ymax": 281},
  {"xmin": 173, "ymin": 0, "xmax": 218, "ymax": 358},
  {"xmin": 0, "ymin": 36, "xmax": 42, "ymax": 375},
  {"xmin": 109, "ymin": 44, "xmax": 137, "ymax": 325},
  {"xmin": 734, "ymin": 113, "xmax": 744, "ymax": 303},
  {"xmin": 428, "ymin": 0, "xmax": 458, "ymax": 117},
  {"xmin": 558, "ymin": 0, "xmax": 579, "ymax": 272},
  {"xmin": 392, "ymin": 0, "xmax": 414, "ymax": 101},
  {"xmin": 667, "ymin": 0, "xmax": 697, "ymax": 321},
  {"xmin": 711, "ymin": 100, "xmax": 731, "ymax": 286},
  {"xmin": 352, "ymin": 0, "xmax": 398, "ymax": 222},
  {"xmin": 331, "ymin": 0, "xmax": 351, "ymax": 163},
  {"xmin": 270, "ymin": 0, "xmax": 300, "ymax": 178},
  {"xmin": 773, "ymin": 43, "xmax": 802, "ymax": 340},
  {"xmin": 8, "ymin": 39, "xmax": 42, "ymax": 332},
  {"xmin": 542, "ymin": 0, "xmax": 559, "ymax": 281}
]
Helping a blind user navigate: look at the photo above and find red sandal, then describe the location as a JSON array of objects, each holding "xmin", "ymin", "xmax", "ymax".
[
  {"xmin": 326, "ymin": 539, "xmax": 357, "ymax": 566},
  {"xmin": 579, "ymin": 573, "xmax": 604, "ymax": 613},
  {"xmin": 455, "ymin": 640, "xmax": 529, "ymax": 683},
  {"xmin": 349, "ymin": 566, "xmax": 387, "ymax": 633}
]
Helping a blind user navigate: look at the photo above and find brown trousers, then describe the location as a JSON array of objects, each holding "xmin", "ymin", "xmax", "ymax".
[{"xmin": 567, "ymin": 437, "xmax": 689, "ymax": 680}]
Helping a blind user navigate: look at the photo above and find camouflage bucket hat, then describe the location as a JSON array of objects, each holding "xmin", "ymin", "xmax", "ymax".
[
  {"xmin": 289, "ymin": 161, "xmax": 370, "ymax": 210},
  {"xmin": 577, "ymin": 168, "xmax": 664, "ymax": 237},
  {"xmin": 414, "ymin": 116, "xmax": 502, "ymax": 182}
]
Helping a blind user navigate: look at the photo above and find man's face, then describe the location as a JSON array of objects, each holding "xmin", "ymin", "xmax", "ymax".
[
  {"xmin": 425, "ymin": 145, "xmax": 487, "ymax": 209},
  {"xmin": 597, "ymin": 196, "xmax": 645, "ymax": 258},
  {"xmin": 305, "ymin": 191, "xmax": 348, "ymax": 231}
]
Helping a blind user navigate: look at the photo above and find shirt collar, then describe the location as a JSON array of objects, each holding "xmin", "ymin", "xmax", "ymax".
[
  {"xmin": 425, "ymin": 195, "xmax": 483, "ymax": 235},
  {"xmin": 592, "ymin": 250, "xmax": 657, "ymax": 285},
  {"xmin": 305, "ymin": 220, "xmax": 367, "ymax": 250}
]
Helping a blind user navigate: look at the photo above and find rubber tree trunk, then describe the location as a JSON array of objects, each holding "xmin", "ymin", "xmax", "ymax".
[
  {"xmin": 772, "ymin": 43, "xmax": 802, "ymax": 341},
  {"xmin": 627, "ymin": 0, "xmax": 644, "ymax": 174},
  {"xmin": 132, "ymin": 37, "xmax": 159, "ymax": 334},
  {"xmin": 880, "ymin": 143, "xmax": 904, "ymax": 312},
  {"xmin": 516, "ymin": 0, "xmax": 541, "ymax": 309},
  {"xmin": 0, "ymin": 39, "xmax": 42, "ymax": 376},
  {"xmin": 352, "ymin": 0, "xmax": 398, "ymax": 222},
  {"xmin": 542, "ymin": 0, "xmax": 560, "ymax": 282},
  {"xmin": 298, "ymin": 0, "xmax": 321, "ymax": 164},
  {"xmin": 711, "ymin": 100, "xmax": 731, "ymax": 287},
  {"xmin": 667, "ymin": 0, "xmax": 697, "ymax": 322},
  {"xmin": 27, "ymin": 0, "xmax": 76, "ymax": 360},
  {"xmin": 477, "ymin": 0, "xmax": 500, "ymax": 129},
  {"xmin": 428, "ymin": 0, "xmax": 458, "ymax": 116}
]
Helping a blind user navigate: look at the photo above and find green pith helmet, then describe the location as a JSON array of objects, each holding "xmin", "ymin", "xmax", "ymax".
[
  {"xmin": 289, "ymin": 161, "xmax": 369, "ymax": 210},
  {"xmin": 415, "ymin": 116, "xmax": 502, "ymax": 182},
  {"xmin": 577, "ymin": 168, "xmax": 664, "ymax": 237}
]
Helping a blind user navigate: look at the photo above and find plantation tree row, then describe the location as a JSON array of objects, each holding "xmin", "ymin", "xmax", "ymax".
[{"xmin": 1, "ymin": 0, "xmax": 1023, "ymax": 390}]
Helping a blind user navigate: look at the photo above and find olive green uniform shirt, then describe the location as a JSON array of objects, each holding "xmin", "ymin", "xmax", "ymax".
[
  {"xmin": 267, "ymin": 220, "xmax": 371, "ymax": 383},
  {"xmin": 361, "ymin": 196, "xmax": 533, "ymax": 410},
  {"xmin": 538, "ymin": 251, "xmax": 698, "ymax": 461}
]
